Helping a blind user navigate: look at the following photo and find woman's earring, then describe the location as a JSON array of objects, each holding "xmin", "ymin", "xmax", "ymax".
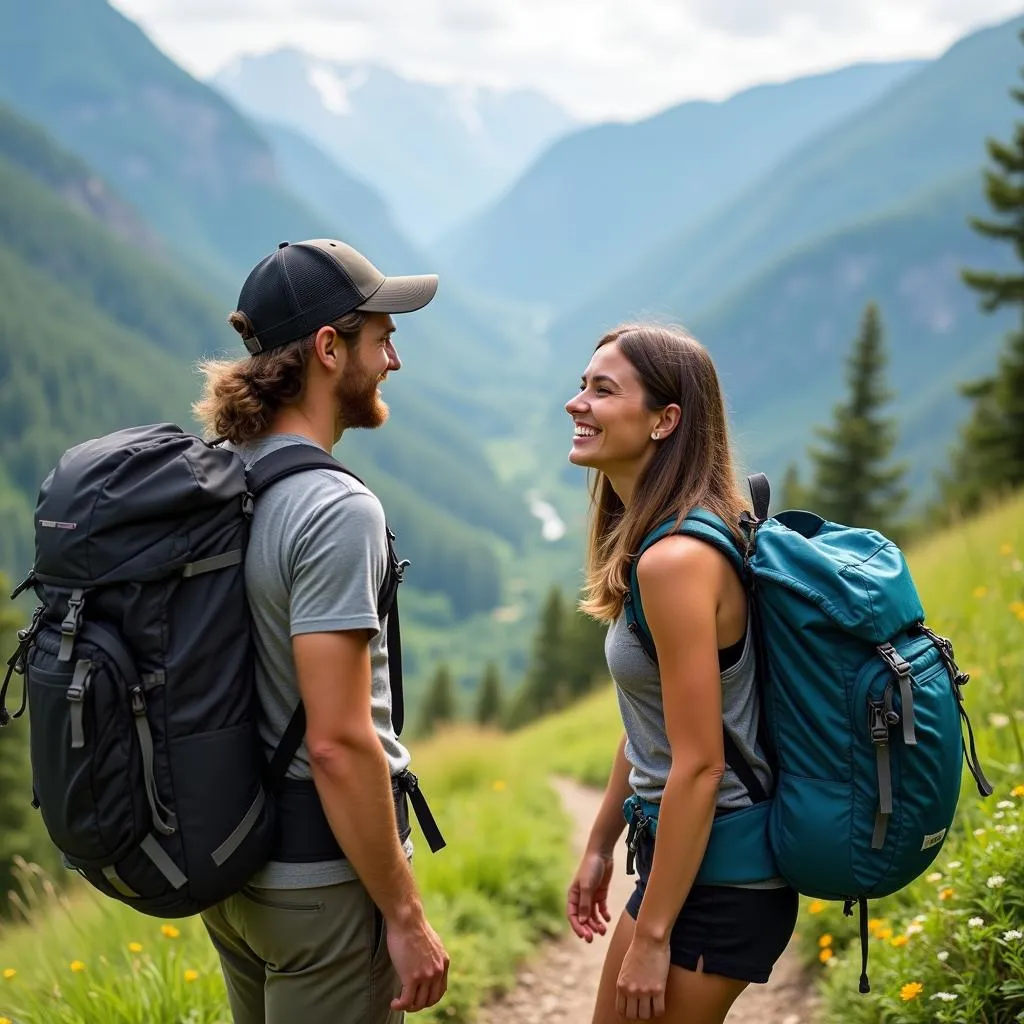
[{"xmin": 651, "ymin": 431, "xmax": 660, "ymax": 440}]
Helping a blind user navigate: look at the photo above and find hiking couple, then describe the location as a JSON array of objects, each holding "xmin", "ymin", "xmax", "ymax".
[
  {"xmin": 186, "ymin": 237, "xmax": 795, "ymax": 1024},
  {"xmin": 11, "ymin": 235, "xmax": 983, "ymax": 1024}
]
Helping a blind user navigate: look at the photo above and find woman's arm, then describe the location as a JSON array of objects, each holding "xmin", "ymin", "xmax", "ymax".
[
  {"xmin": 587, "ymin": 732, "xmax": 632, "ymax": 855},
  {"xmin": 631, "ymin": 535, "xmax": 727, "ymax": 945},
  {"xmin": 568, "ymin": 733, "xmax": 632, "ymax": 942}
]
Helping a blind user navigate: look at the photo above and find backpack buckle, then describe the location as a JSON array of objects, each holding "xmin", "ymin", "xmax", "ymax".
[
  {"xmin": 58, "ymin": 589, "xmax": 86, "ymax": 662},
  {"xmin": 876, "ymin": 642, "xmax": 910, "ymax": 679},
  {"xmin": 868, "ymin": 702, "xmax": 890, "ymax": 744}
]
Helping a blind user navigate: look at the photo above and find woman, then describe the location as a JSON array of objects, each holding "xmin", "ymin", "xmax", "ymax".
[{"xmin": 564, "ymin": 324, "xmax": 797, "ymax": 1023}]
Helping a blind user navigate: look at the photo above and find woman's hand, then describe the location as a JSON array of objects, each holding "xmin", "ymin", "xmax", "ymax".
[
  {"xmin": 616, "ymin": 933, "xmax": 670, "ymax": 1019},
  {"xmin": 567, "ymin": 849, "xmax": 614, "ymax": 942}
]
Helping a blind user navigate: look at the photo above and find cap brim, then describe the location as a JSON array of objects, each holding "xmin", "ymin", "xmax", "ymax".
[{"xmin": 357, "ymin": 274, "xmax": 438, "ymax": 314}]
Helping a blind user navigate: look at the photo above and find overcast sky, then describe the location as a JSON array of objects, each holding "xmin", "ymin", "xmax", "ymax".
[{"xmin": 110, "ymin": 0, "xmax": 1024, "ymax": 121}]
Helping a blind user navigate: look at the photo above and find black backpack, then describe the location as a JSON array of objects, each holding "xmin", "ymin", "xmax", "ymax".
[{"xmin": 0, "ymin": 422, "xmax": 443, "ymax": 918}]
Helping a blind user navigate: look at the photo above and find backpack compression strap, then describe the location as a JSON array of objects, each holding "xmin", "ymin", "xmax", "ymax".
[
  {"xmin": 244, "ymin": 445, "xmax": 406, "ymax": 774},
  {"xmin": 624, "ymin": 507, "xmax": 770, "ymax": 805}
]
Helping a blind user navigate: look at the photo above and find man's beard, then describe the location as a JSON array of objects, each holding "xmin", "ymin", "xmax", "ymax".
[{"xmin": 336, "ymin": 353, "xmax": 389, "ymax": 430}]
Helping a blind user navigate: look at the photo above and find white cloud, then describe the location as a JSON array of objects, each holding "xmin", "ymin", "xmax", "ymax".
[{"xmin": 110, "ymin": 0, "xmax": 1024, "ymax": 120}]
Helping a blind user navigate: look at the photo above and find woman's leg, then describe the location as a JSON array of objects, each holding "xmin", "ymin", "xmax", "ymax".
[{"xmin": 591, "ymin": 911, "xmax": 749, "ymax": 1024}]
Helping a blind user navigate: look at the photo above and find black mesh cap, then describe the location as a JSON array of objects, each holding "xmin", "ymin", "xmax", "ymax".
[{"xmin": 235, "ymin": 239, "xmax": 439, "ymax": 354}]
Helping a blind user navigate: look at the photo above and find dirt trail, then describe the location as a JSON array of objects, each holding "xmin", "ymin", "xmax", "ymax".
[{"xmin": 476, "ymin": 778, "xmax": 821, "ymax": 1024}]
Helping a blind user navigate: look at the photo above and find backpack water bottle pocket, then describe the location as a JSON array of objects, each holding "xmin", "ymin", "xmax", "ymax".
[{"xmin": 27, "ymin": 635, "xmax": 155, "ymax": 866}]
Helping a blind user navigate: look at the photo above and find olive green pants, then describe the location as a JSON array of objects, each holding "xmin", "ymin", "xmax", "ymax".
[{"xmin": 201, "ymin": 880, "xmax": 402, "ymax": 1024}]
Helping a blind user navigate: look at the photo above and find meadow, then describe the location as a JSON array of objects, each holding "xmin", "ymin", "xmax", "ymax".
[{"xmin": 2, "ymin": 491, "xmax": 1023, "ymax": 1023}]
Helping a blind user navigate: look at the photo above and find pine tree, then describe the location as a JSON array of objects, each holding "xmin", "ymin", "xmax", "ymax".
[
  {"xmin": 946, "ymin": 34, "xmax": 1024, "ymax": 509},
  {"xmin": 807, "ymin": 303, "xmax": 907, "ymax": 535},
  {"xmin": 563, "ymin": 607, "xmax": 609, "ymax": 699},
  {"xmin": 417, "ymin": 663, "xmax": 457, "ymax": 737},
  {"xmin": 777, "ymin": 461, "xmax": 811, "ymax": 513},
  {"xmin": 507, "ymin": 586, "xmax": 569, "ymax": 727},
  {"xmin": 475, "ymin": 661, "xmax": 503, "ymax": 727}
]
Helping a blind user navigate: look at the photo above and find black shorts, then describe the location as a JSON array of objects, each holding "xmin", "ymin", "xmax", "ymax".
[{"xmin": 624, "ymin": 834, "xmax": 798, "ymax": 985}]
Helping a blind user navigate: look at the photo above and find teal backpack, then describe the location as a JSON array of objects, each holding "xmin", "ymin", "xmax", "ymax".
[{"xmin": 623, "ymin": 473, "xmax": 992, "ymax": 992}]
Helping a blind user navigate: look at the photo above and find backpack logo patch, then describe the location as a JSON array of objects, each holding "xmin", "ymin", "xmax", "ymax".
[
  {"xmin": 921, "ymin": 829, "xmax": 947, "ymax": 851},
  {"xmin": 38, "ymin": 520, "xmax": 77, "ymax": 530}
]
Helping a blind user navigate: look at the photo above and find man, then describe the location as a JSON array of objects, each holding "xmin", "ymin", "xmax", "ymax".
[{"xmin": 193, "ymin": 238, "xmax": 450, "ymax": 1023}]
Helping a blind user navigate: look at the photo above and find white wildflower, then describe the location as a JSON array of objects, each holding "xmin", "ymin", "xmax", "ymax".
[
  {"xmin": 906, "ymin": 923, "xmax": 924, "ymax": 936},
  {"xmin": 914, "ymin": 914, "xmax": 928, "ymax": 923},
  {"xmin": 994, "ymin": 812, "xmax": 1005, "ymax": 820},
  {"xmin": 937, "ymin": 951, "xmax": 950, "ymax": 962},
  {"xmin": 968, "ymin": 917, "xmax": 985, "ymax": 928},
  {"xmin": 1004, "ymin": 930, "xmax": 1023, "ymax": 941},
  {"xmin": 930, "ymin": 992, "xmax": 957, "ymax": 1002},
  {"xmin": 946, "ymin": 861, "xmax": 962, "ymax": 870},
  {"xmin": 989, "ymin": 713, "xmax": 1011, "ymax": 728},
  {"xmin": 997, "ymin": 800, "xmax": 1015, "ymax": 809},
  {"xmin": 927, "ymin": 872, "xmax": 943, "ymax": 882},
  {"xmin": 974, "ymin": 828, "xmax": 986, "ymax": 837},
  {"xmin": 987, "ymin": 875, "xmax": 1006, "ymax": 888}
]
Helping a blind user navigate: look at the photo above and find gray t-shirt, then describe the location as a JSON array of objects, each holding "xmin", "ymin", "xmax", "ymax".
[{"xmin": 231, "ymin": 433, "xmax": 412, "ymax": 889}]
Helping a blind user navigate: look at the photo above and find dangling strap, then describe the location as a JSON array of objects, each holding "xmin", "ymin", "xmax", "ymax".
[
  {"xmin": 395, "ymin": 770, "xmax": 446, "ymax": 853},
  {"xmin": 920, "ymin": 626, "xmax": 993, "ymax": 797}
]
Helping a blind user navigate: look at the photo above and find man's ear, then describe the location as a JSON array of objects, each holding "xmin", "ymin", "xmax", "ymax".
[{"xmin": 312, "ymin": 325, "xmax": 343, "ymax": 372}]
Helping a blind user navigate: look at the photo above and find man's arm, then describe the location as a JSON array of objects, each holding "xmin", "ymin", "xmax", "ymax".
[
  {"xmin": 293, "ymin": 629, "xmax": 449, "ymax": 1012},
  {"xmin": 293, "ymin": 628, "xmax": 419, "ymax": 920}
]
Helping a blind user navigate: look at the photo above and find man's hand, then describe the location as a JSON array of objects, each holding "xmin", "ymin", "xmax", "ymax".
[
  {"xmin": 387, "ymin": 912, "xmax": 451, "ymax": 1012},
  {"xmin": 567, "ymin": 850, "xmax": 615, "ymax": 942}
]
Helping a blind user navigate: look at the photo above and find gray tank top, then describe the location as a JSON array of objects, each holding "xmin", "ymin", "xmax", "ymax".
[{"xmin": 606, "ymin": 611, "xmax": 772, "ymax": 809}]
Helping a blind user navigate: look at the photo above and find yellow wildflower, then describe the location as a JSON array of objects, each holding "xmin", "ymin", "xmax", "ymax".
[
  {"xmin": 1012, "ymin": 784, "xmax": 1024, "ymax": 799},
  {"xmin": 184, "ymin": 969, "xmax": 199, "ymax": 983},
  {"xmin": 900, "ymin": 981, "xmax": 924, "ymax": 1001},
  {"xmin": 807, "ymin": 900, "xmax": 825, "ymax": 914},
  {"xmin": 1001, "ymin": 543, "xmax": 1014, "ymax": 556},
  {"xmin": 868, "ymin": 917, "xmax": 885, "ymax": 934},
  {"xmin": 819, "ymin": 948, "xmax": 833, "ymax": 963},
  {"xmin": 938, "ymin": 887, "xmax": 955, "ymax": 901},
  {"xmin": 161, "ymin": 924, "xmax": 181, "ymax": 939},
  {"xmin": 1, "ymin": 968, "xmax": 14, "ymax": 980},
  {"xmin": 973, "ymin": 586, "xmax": 988, "ymax": 599},
  {"xmin": 0, "ymin": 1016, "xmax": 12, "ymax": 1024},
  {"xmin": 819, "ymin": 934, "xmax": 833, "ymax": 948},
  {"xmin": 892, "ymin": 935, "xmax": 909, "ymax": 948},
  {"xmin": 876, "ymin": 927, "xmax": 893, "ymax": 940},
  {"xmin": 492, "ymin": 780, "xmax": 506, "ymax": 792},
  {"xmin": 127, "ymin": 942, "xmax": 143, "ymax": 954},
  {"xmin": 69, "ymin": 960, "xmax": 86, "ymax": 973},
  {"xmin": 1010, "ymin": 601, "xmax": 1024, "ymax": 621}
]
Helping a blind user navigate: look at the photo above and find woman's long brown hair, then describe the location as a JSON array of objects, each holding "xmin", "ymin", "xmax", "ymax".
[{"xmin": 579, "ymin": 323, "xmax": 748, "ymax": 623}]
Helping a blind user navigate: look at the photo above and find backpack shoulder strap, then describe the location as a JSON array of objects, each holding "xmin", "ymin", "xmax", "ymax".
[
  {"xmin": 247, "ymin": 445, "xmax": 408, "ymax": 785},
  {"xmin": 244, "ymin": 444, "xmax": 364, "ymax": 497},
  {"xmin": 626, "ymin": 508, "xmax": 745, "ymax": 651},
  {"xmin": 625, "ymin": 507, "xmax": 770, "ymax": 806}
]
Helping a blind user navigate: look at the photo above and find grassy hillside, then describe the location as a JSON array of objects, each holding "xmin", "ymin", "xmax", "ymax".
[
  {"xmin": 3, "ymin": 488, "xmax": 1022, "ymax": 1021},
  {"xmin": 440, "ymin": 60, "xmax": 922, "ymax": 307}
]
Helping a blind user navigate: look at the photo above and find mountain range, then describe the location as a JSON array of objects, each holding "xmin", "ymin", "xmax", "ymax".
[
  {"xmin": 211, "ymin": 50, "xmax": 577, "ymax": 243},
  {"xmin": 438, "ymin": 59, "xmax": 925, "ymax": 308}
]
